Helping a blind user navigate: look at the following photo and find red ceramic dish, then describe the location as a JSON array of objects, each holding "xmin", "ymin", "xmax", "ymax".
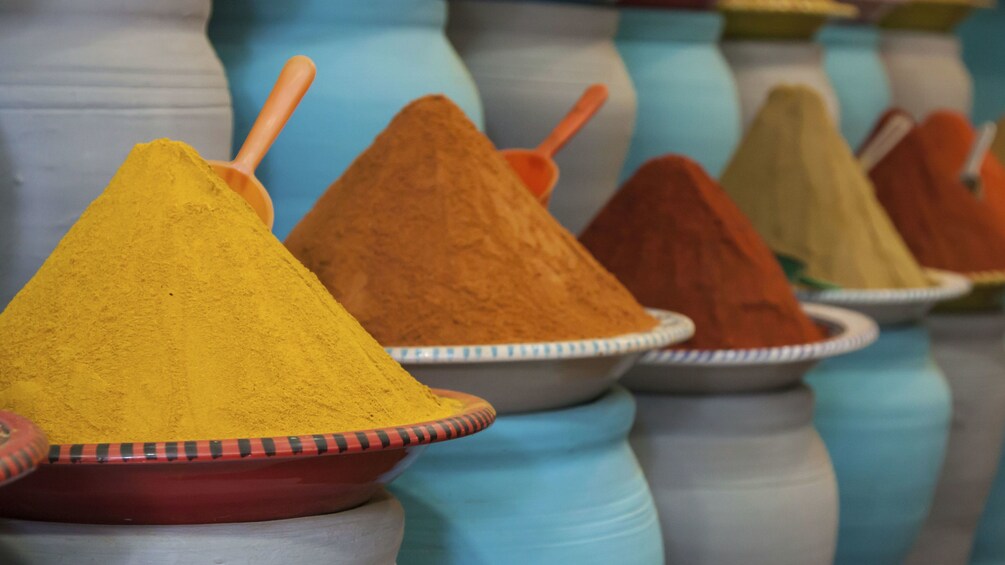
[
  {"xmin": 0, "ymin": 389, "xmax": 494, "ymax": 525},
  {"xmin": 0, "ymin": 411, "xmax": 48, "ymax": 487}
]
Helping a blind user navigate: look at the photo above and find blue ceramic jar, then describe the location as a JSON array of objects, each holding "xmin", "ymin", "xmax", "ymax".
[
  {"xmin": 958, "ymin": 3, "xmax": 1005, "ymax": 123},
  {"xmin": 390, "ymin": 386, "xmax": 663, "ymax": 564},
  {"xmin": 973, "ymin": 440, "xmax": 1005, "ymax": 565},
  {"xmin": 616, "ymin": 8, "xmax": 741, "ymax": 178},
  {"xmin": 819, "ymin": 24, "xmax": 892, "ymax": 149},
  {"xmin": 209, "ymin": 0, "xmax": 483, "ymax": 238},
  {"xmin": 806, "ymin": 324, "xmax": 952, "ymax": 565}
]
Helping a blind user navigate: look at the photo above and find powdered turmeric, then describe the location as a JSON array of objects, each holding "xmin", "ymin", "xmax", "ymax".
[{"xmin": 0, "ymin": 139, "xmax": 456, "ymax": 444}]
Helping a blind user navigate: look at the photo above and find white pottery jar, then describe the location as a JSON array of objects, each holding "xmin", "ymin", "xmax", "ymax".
[
  {"xmin": 632, "ymin": 385, "xmax": 838, "ymax": 565},
  {"xmin": 0, "ymin": 489, "xmax": 403, "ymax": 565},
  {"xmin": 0, "ymin": 0, "xmax": 233, "ymax": 308},
  {"xmin": 722, "ymin": 39, "xmax": 841, "ymax": 131},
  {"xmin": 880, "ymin": 29, "xmax": 972, "ymax": 119},
  {"xmin": 904, "ymin": 312, "xmax": 1005, "ymax": 565},
  {"xmin": 447, "ymin": 0, "xmax": 636, "ymax": 235}
]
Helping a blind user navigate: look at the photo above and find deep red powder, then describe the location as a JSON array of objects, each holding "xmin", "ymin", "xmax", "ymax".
[
  {"xmin": 579, "ymin": 155, "xmax": 825, "ymax": 350},
  {"xmin": 868, "ymin": 110, "xmax": 1005, "ymax": 273}
]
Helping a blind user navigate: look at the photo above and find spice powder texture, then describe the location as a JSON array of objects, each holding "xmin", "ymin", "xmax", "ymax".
[
  {"xmin": 581, "ymin": 155, "xmax": 825, "ymax": 349},
  {"xmin": 285, "ymin": 95, "xmax": 657, "ymax": 347},
  {"xmin": 0, "ymin": 139, "xmax": 456, "ymax": 444},
  {"xmin": 868, "ymin": 110, "xmax": 1005, "ymax": 273},
  {"xmin": 720, "ymin": 85, "xmax": 930, "ymax": 289}
]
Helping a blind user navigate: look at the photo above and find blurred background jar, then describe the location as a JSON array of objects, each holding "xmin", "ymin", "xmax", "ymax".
[
  {"xmin": 211, "ymin": 0, "xmax": 483, "ymax": 239},
  {"xmin": 0, "ymin": 0, "xmax": 232, "ymax": 308},
  {"xmin": 448, "ymin": 0, "xmax": 635, "ymax": 235}
]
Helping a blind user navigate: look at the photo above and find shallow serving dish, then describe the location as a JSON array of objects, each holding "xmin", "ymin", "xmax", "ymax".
[
  {"xmin": 387, "ymin": 309, "xmax": 695, "ymax": 414},
  {"xmin": 0, "ymin": 411, "xmax": 47, "ymax": 488},
  {"xmin": 0, "ymin": 389, "xmax": 493, "ymax": 525},
  {"xmin": 933, "ymin": 270, "xmax": 1005, "ymax": 313},
  {"xmin": 797, "ymin": 269, "xmax": 971, "ymax": 325},
  {"xmin": 623, "ymin": 303, "xmax": 878, "ymax": 394}
]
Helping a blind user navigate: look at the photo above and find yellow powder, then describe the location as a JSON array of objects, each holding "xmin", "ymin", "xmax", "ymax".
[
  {"xmin": 720, "ymin": 85, "xmax": 930, "ymax": 289},
  {"xmin": 0, "ymin": 139, "xmax": 456, "ymax": 444}
]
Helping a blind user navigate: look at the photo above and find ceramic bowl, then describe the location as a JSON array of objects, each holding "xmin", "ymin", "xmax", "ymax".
[
  {"xmin": 933, "ymin": 270, "xmax": 1005, "ymax": 312},
  {"xmin": 0, "ymin": 412, "xmax": 47, "ymax": 488},
  {"xmin": 387, "ymin": 309, "xmax": 695, "ymax": 414},
  {"xmin": 719, "ymin": 0, "xmax": 858, "ymax": 39},
  {"xmin": 623, "ymin": 303, "xmax": 878, "ymax": 394},
  {"xmin": 797, "ymin": 269, "xmax": 972, "ymax": 324},
  {"xmin": 0, "ymin": 390, "xmax": 494, "ymax": 525}
]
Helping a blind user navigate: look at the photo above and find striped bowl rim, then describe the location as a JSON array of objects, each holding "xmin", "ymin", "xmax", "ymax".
[
  {"xmin": 795, "ymin": 269, "xmax": 971, "ymax": 305},
  {"xmin": 0, "ymin": 412, "xmax": 48, "ymax": 484},
  {"xmin": 640, "ymin": 303, "xmax": 878, "ymax": 366},
  {"xmin": 962, "ymin": 269, "xmax": 1005, "ymax": 286},
  {"xmin": 42, "ymin": 389, "xmax": 494, "ymax": 465},
  {"xmin": 386, "ymin": 309, "xmax": 695, "ymax": 364}
]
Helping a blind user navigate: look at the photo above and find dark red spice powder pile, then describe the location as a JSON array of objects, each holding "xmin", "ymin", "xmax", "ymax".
[{"xmin": 580, "ymin": 155, "xmax": 825, "ymax": 349}]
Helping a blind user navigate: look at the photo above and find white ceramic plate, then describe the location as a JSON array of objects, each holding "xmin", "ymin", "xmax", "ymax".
[
  {"xmin": 387, "ymin": 310, "xmax": 694, "ymax": 414},
  {"xmin": 622, "ymin": 303, "xmax": 878, "ymax": 394},
  {"xmin": 796, "ymin": 269, "xmax": 971, "ymax": 325}
]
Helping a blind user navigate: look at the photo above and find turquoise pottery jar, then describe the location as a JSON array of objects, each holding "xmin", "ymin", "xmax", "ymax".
[
  {"xmin": 616, "ymin": 8, "xmax": 741, "ymax": 178},
  {"xmin": 209, "ymin": 0, "xmax": 483, "ymax": 238},
  {"xmin": 807, "ymin": 324, "xmax": 952, "ymax": 565},
  {"xmin": 391, "ymin": 386, "xmax": 663, "ymax": 565},
  {"xmin": 974, "ymin": 434, "xmax": 1005, "ymax": 565},
  {"xmin": 959, "ymin": 2, "xmax": 1005, "ymax": 123},
  {"xmin": 819, "ymin": 24, "xmax": 892, "ymax": 148}
]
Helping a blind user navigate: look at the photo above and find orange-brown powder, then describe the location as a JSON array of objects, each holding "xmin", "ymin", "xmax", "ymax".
[{"xmin": 285, "ymin": 95, "xmax": 657, "ymax": 346}]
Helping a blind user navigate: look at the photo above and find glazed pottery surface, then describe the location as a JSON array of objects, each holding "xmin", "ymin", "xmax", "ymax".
[
  {"xmin": 632, "ymin": 384, "xmax": 838, "ymax": 565},
  {"xmin": 0, "ymin": 0, "xmax": 233, "ymax": 308},
  {"xmin": 389, "ymin": 309, "xmax": 694, "ymax": 414},
  {"xmin": 0, "ymin": 489, "xmax": 403, "ymax": 565},
  {"xmin": 973, "ymin": 433, "xmax": 1005, "ymax": 565},
  {"xmin": 0, "ymin": 412, "xmax": 47, "ymax": 487},
  {"xmin": 880, "ymin": 29, "xmax": 972, "ymax": 119},
  {"xmin": 448, "ymin": 0, "xmax": 635, "ymax": 235},
  {"xmin": 623, "ymin": 303, "xmax": 878, "ymax": 394},
  {"xmin": 616, "ymin": 9, "xmax": 741, "ymax": 178},
  {"xmin": 807, "ymin": 324, "xmax": 952, "ymax": 565},
  {"xmin": 722, "ymin": 38, "xmax": 840, "ymax": 130},
  {"xmin": 905, "ymin": 312, "xmax": 1005, "ymax": 565},
  {"xmin": 210, "ymin": 0, "xmax": 483, "ymax": 239},
  {"xmin": 0, "ymin": 390, "xmax": 493, "ymax": 525},
  {"xmin": 820, "ymin": 24, "xmax": 893, "ymax": 148},
  {"xmin": 959, "ymin": 2, "xmax": 1005, "ymax": 123},
  {"xmin": 391, "ymin": 386, "xmax": 664, "ymax": 564}
]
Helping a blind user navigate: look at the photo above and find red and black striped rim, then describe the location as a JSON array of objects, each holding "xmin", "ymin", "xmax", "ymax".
[
  {"xmin": 0, "ymin": 411, "xmax": 48, "ymax": 484},
  {"xmin": 45, "ymin": 389, "xmax": 494, "ymax": 465}
]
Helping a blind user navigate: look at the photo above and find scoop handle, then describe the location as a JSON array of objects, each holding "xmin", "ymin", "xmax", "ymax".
[
  {"xmin": 962, "ymin": 122, "xmax": 997, "ymax": 181},
  {"xmin": 858, "ymin": 113, "xmax": 914, "ymax": 172},
  {"xmin": 233, "ymin": 55, "xmax": 317, "ymax": 174},
  {"xmin": 536, "ymin": 84, "xmax": 609, "ymax": 157}
]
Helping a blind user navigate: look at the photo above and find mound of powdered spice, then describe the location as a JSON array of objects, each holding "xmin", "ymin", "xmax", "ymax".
[
  {"xmin": 867, "ymin": 110, "xmax": 1005, "ymax": 273},
  {"xmin": 720, "ymin": 85, "xmax": 930, "ymax": 289},
  {"xmin": 581, "ymin": 156, "xmax": 825, "ymax": 349},
  {"xmin": 0, "ymin": 140, "xmax": 456, "ymax": 444},
  {"xmin": 285, "ymin": 95, "xmax": 657, "ymax": 346}
]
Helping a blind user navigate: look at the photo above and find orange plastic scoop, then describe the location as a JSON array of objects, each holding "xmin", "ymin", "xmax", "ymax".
[
  {"xmin": 210, "ymin": 55, "xmax": 316, "ymax": 229},
  {"xmin": 501, "ymin": 84, "xmax": 609, "ymax": 206}
]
